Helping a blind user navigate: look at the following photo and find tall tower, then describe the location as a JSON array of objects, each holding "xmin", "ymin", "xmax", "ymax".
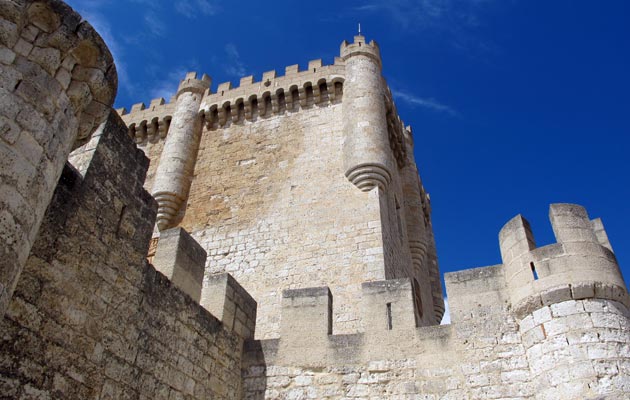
[
  {"xmin": 151, "ymin": 72, "xmax": 210, "ymax": 230},
  {"xmin": 340, "ymin": 35, "xmax": 395, "ymax": 191}
]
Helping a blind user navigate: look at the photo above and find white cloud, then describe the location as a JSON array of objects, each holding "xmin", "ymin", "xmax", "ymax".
[
  {"xmin": 392, "ymin": 89, "xmax": 457, "ymax": 116},
  {"xmin": 223, "ymin": 43, "xmax": 246, "ymax": 77},
  {"xmin": 355, "ymin": 0, "xmax": 492, "ymax": 30},
  {"xmin": 148, "ymin": 63, "xmax": 200, "ymax": 101},
  {"xmin": 354, "ymin": 0, "xmax": 498, "ymax": 54},
  {"xmin": 440, "ymin": 298, "xmax": 451, "ymax": 324},
  {"xmin": 143, "ymin": 10, "xmax": 166, "ymax": 37},
  {"xmin": 174, "ymin": 0, "xmax": 219, "ymax": 18}
]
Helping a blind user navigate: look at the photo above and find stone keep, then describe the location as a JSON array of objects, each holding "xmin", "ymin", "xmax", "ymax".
[
  {"xmin": 119, "ymin": 34, "xmax": 443, "ymax": 338},
  {"xmin": 1, "ymin": 1, "xmax": 629, "ymax": 399}
]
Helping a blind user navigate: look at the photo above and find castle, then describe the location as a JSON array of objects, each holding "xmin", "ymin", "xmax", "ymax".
[{"xmin": 1, "ymin": 1, "xmax": 629, "ymax": 399}]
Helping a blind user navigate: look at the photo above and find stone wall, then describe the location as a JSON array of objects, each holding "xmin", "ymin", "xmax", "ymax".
[
  {"xmin": 242, "ymin": 265, "xmax": 630, "ymax": 400},
  {"xmin": 241, "ymin": 207, "xmax": 630, "ymax": 400},
  {"xmin": 0, "ymin": 113, "xmax": 250, "ymax": 400},
  {"xmin": 519, "ymin": 299, "xmax": 630, "ymax": 399},
  {"xmin": 123, "ymin": 96, "xmax": 392, "ymax": 339},
  {"xmin": 117, "ymin": 37, "xmax": 436, "ymax": 337},
  {"xmin": 241, "ymin": 267, "xmax": 534, "ymax": 399}
]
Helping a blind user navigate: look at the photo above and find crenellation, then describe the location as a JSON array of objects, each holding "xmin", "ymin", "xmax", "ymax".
[
  {"xmin": 499, "ymin": 204, "xmax": 628, "ymax": 320},
  {"xmin": 285, "ymin": 64, "xmax": 299, "ymax": 75},
  {"xmin": 262, "ymin": 69, "xmax": 276, "ymax": 82},
  {"xmin": 148, "ymin": 96, "xmax": 165, "ymax": 109},
  {"xmin": 130, "ymin": 101, "xmax": 145, "ymax": 112},
  {"xmin": 199, "ymin": 64, "xmax": 345, "ymax": 122},
  {"xmin": 308, "ymin": 58, "xmax": 322, "ymax": 71}
]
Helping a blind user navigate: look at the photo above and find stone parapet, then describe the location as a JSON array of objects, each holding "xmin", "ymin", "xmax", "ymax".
[
  {"xmin": 499, "ymin": 203, "xmax": 628, "ymax": 317},
  {"xmin": 118, "ymin": 60, "xmax": 346, "ymax": 144},
  {"xmin": 152, "ymin": 227, "xmax": 207, "ymax": 302},
  {"xmin": 201, "ymin": 273, "xmax": 258, "ymax": 340}
]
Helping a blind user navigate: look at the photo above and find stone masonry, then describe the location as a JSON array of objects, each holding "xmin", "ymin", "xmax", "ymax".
[{"xmin": 1, "ymin": 1, "xmax": 629, "ymax": 399}]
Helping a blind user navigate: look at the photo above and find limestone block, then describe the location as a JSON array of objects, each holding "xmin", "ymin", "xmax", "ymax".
[
  {"xmin": 200, "ymin": 273, "xmax": 257, "ymax": 339},
  {"xmin": 152, "ymin": 227, "xmax": 206, "ymax": 302}
]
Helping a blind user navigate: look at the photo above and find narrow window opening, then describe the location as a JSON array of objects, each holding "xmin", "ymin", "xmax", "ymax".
[
  {"xmin": 319, "ymin": 82, "xmax": 328, "ymax": 103},
  {"xmin": 291, "ymin": 88, "xmax": 299, "ymax": 109},
  {"xmin": 305, "ymin": 85, "xmax": 314, "ymax": 106},
  {"xmin": 264, "ymin": 95, "xmax": 272, "ymax": 116},
  {"xmin": 386, "ymin": 303, "xmax": 393, "ymax": 330},
  {"xmin": 225, "ymin": 105, "xmax": 231, "ymax": 123},
  {"xmin": 335, "ymin": 82, "xmax": 343, "ymax": 98},
  {"xmin": 210, "ymin": 108, "xmax": 219, "ymax": 128},
  {"xmin": 530, "ymin": 262, "xmax": 539, "ymax": 280},
  {"xmin": 277, "ymin": 91, "xmax": 286, "ymax": 113},
  {"xmin": 251, "ymin": 98, "xmax": 259, "ymax": 119}
]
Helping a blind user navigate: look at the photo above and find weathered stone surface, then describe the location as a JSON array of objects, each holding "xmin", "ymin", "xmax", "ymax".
[
  {"xmin": 0, "ymin": 112, "xmax": 246, "ymax": 400},
  {"xmin": 0, "ymin": 0, "xmax": 117, "ymax": 317},
  {"xmin": 1, "ymin": 2, "xmax": 629, "ymax": 399}
]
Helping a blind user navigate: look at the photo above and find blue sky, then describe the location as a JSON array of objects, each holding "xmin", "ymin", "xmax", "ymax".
[{"xmin": 66, "ymin": 1, "xmax": 630, "ymax": 292}]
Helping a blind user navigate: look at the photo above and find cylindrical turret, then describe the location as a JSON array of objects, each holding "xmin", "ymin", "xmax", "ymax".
[
  {"xmin": 152, "ymin": 72, "xmax": 210, "ymax": 231},
  {"xmin": 0, "ymin": 0, "xmax": 116, "ymax": 316},
  {"xmin": 425, "ymin": 219, "xmax": 445, "ymax": 323},
  {"xmin": 499, "ymin": 204, "xmax": 627, "ymax": 315},
  {"xmin": 400, "ymin": 127, "xmax": 436, "ymax": 323},
  {"xmin": 499, "ymin": 204, "xmax": 630, "ymax": 399},
  {"xmin": 340, "ymin": 35, "xmax": 395, "ymax": 191}
]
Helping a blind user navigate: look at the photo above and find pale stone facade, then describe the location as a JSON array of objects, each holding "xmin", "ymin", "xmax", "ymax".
[
  {"xmin": 1, "ymin": 1, "xmax": 629, "ymax": 399},
  {"xmin": 119, "ymin": 35, "xmax": 443, "ymax": 339}
]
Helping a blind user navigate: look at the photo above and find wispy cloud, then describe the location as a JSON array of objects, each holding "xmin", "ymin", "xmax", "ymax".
[
  {"xmin": 354, "ymin": 0, "xmax": 492, "ymax": 30},
  {"xmin": 143, "ymin": 10, "xmax": 166, "ymax": 37},
  {"xmin": 148, "ymin": 63, "xmax": 200, "ymax": 100},
  {"xmin": 392, "ymin": 89, "xmax": 457, "ymax": 116},
  {"xmin": 223, "ymin": 43, "xmax": 246, "ymax": 77},
  {"xmin": 353, "ymin": 0, "xmax": 499, "ymax": 54},
  {"xmin": 174, "ymin": 0, "xmax": 219, "ymax": 19},
  {"xmin": 440, "ymin": 298, "xmax": 451, "ymax": 325}
]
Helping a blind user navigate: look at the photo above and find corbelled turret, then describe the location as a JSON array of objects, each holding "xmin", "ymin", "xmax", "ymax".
[
  {"xmin": 340, "ymin": 35, "xmax": 395, "ymax": 191},
  {"xmin": 151, "ymin": 72, "xmax": 210, "ymax": 230}
]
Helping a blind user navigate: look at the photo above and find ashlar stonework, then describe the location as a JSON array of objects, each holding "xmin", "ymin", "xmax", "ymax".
[{"xmin": 1, "ymin": 1, "xmax": 629, "ymax": 399}]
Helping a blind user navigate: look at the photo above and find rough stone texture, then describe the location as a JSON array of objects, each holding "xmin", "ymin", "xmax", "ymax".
[
  {"xmin": 242, "ymin": 268, "xmax": 530, "ymax": 399},
  {"xmin": 153, "ymin": 226, "xmax": 207, "ymax": 302},
  {"xmin": 1, "ymin": 3, "xmax": 629, "ymax": 398},
  {"xmin": 120, "ymin": 35, "xmax": 436, "ymax": 339},
  {"xmin": 519, "ymin": 299, "xmax": 630, "ymax": 399},
  {"xmin": 151, "ymin": 72, "xmax": 210, "ymax": 231},
  {"xmin": 243, "ymin": 257, "xmax": 629, "ymax": 399},
  {"xmin": 0, "ymin": 0, "xmax": 117, "ymax": 317},
  {"xmin": 0, "ymin": 113, "xmax": 247, "ymax": 400}
]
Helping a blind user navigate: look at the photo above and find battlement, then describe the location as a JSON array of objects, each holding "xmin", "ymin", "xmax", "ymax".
[
  {"xmin": 198, "ymin": 60, "xmax": 345, "ymax": 130},
  {"xmin": 118, "ymin": 59, "xmax": 346, "ymax": 144},
  {"xmin": 340, "ymin": 35, "xmax": 382, "ymax": 68},
  {"xmin": 499, "ymin": 203, "xmax": 629, "ymax": 318},
  {"xmin": 177, "ymin": 71, "xmax": 211, "ymax": 96},
  {"xmin": 249, "ymin": 277, "xmax": 453, "ymax": 366}
]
